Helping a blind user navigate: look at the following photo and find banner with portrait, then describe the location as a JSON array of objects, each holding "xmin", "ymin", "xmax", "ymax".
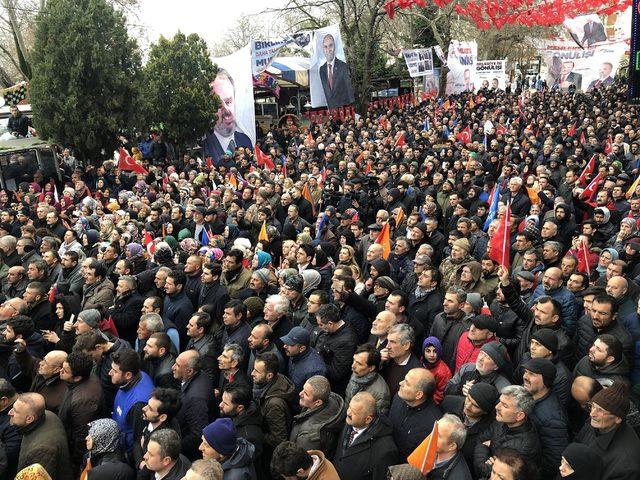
[
  {"xmin": 540, "ymin": 40, "xmax": 627, "ymax": 92},
  {"xmin": 475, "ymin": 60, "xmax": 506, "ymax": 91},
  {"xmin": 445, "ymin": 40, "xmax": 478, "ymax": 95},
  {"xmin": 563, "ymin": 14, "xmax": 609, "ymax": 48},
  {"xmin": 309, "ymin": 25, "xmax": 355, "ymax": 109},
  {"xmin": 204, "ymin": 45, "xmax": 256, "ymax": 165},
  {"xmin": 423, "ymin": 68, "xmax": 440, "ymax": 98},
  {"xmin": 402, "ymin": 48, "xmax": 434, "ymax": 78}
]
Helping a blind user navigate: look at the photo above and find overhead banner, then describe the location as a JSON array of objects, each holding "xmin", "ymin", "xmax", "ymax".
[
  {"xmin": 402, "ymin": 48, "xmax": 434, "ymax": 78},
  {"xmin": 309, "ymin": 24, "xmax": 355, "ymax": 109},
  {"xmin": 445, "ymin": 40, "xmax": 478, "ymax": 95},
  {"xmin": 540, "ymin": 40, "xmax": 627, "ymax": 92},
  {"xmin": 251, "ymin": 32, "xmax": 311, "ymax": 75},
  {"xmin": 204, "ymin": 45, "xmax": 256, "ymax": 165},
  {"xmin": 475, "ymin": 60, "xmax": 506, "ymax": 91},
  {"xmin": 563, "ymin": 14, "xmax": 608, "ymax": 48}
]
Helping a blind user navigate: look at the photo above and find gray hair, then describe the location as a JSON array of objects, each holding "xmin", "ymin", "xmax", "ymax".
[
  {"xmin": 223, "ymin": 343, "xmax": 244, "ymax": 365},
  {"xmin": 189, "ymin": 459, "xmax": 224, "ymax": 480},
  {"xmin": 266, "ymin": 294, "xmax": 290, "ymax": 316},
  {"xmin": 439, "ymin": 413, "xmax": 467, "ymax": 450},
  {"xmin": 306, "ymin": 375, "xmax": 331, "ymax": 404},
  {"xmin": 543, "ymin": 241, "xmax": 562, "ymax": 254},
  {"xmin": 140, "ymin": 313, "xmax": 164, "ymax": 333},
  {"xmin": 501, "ymin": 385, "xmax": 535, "ymax": 416},
  {"xmin": 118, "ymin": 275, "xmax": 137, "ymax": 290},
  {"xmin": 388, "ymin": 323, "xmax": 415, "ymax": 346},
  {"xmin": 0, "ymin": 235, "xmax": 16, "ymax": 251}
]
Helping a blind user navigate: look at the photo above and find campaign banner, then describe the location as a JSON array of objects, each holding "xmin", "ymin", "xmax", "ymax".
[
  {"xmin": 309, "ymin": 25, "xmax": 355, "ymax": 109},
  {"xmin": 251, "ymin": 32, "xmax": 312, "ymax": 75},
  {"xmin": 563, "ymin": 14, "xmax": 608, "ymax": 48},
  {"xmin": 540, "ymin": 40, "xmax": 627, "ymax": 92},
  {"xmin": 204, "ymin": 45, "xmax": 256, "ymax": 165},
  {"xmin": 445, "ymin": 40, "xmax": 477, "ymax": 95},
  {"xmin": 423, "ymin": 68, "xmax": 440, "ymax": 98},
  {"xmin": 475, "ymin": 60, "xmax": 506, "ymax": 91},
  {"xmin": 402, "ymin": 48, "xmax": 434, "ymax": 78},
  {"xmin": 253, "ymin": 71, "xmax": 281, "ymax": 98}
]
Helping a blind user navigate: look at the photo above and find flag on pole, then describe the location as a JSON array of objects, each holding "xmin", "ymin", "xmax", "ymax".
[
  {"xmin": 228, "ymin": 173, "xmax": 238, "ymax": 190},
  {"xmin": 456, "ymin": 126, "xmax": 471, "ymax": 144},
  {"xmin": 258, "ymin": 221, "xmax": 269, "ymax": 242},
  {"xmin": 525, "ymin": 187, "xmax": 540, "ymax": 205},
  {"xmin": 568, "ymin": 122, "xmax": 577, "ymax": 137},
  {"xmin": 118, "ymin": 148, "xmax": 148, "ymax": 174},
  {"xmin": 496, "ymin": 124, "xmax": 506, "ymax": 135},
  {"xmin": 315, "ymin": 214, "xmax": 328, "ymax": 241},
  {"xmin": 577, "ymin": 240, "xmax": 591, "ymax": 277},
  {"xmin": 53, "ymin": 183, "xmax": 59, "ymax": 203},
  {"xmin": 255, "ymin": 146, "xmax": 275, "ymax": 170},
  {"xmin": 281, "ymin": 155, "xmax": 288, "ymax": 178},
  {"xmin": 580, "ymin": 172, "xmax": 603, "ymax": 203},
  {"xmin": 443, "ymin": 99, "xmax": 451, "ymax": 110},
  {"xmin": 407, "ymin": 422, "xmax": 439, "ymax": 475},
  {"xmin": 375, "ymin": 223, "xmax": 391, "ymax": 260},
  {"xmin": 626, "ymin": 174, "xmax": 640, "ymax": 199},
  {"xmin": 577, "ymin": 154, "xmax": 597, "ymax": 187},
  {"xmin": 302, "ymin": 183, "xmax": 316, "ymax": 217},
  {"xmin": 200, "ymin": 228, "xmax": 210, "ymax": 246},
  {"xmin": 394, "ymin": 133, "xmax": 406, "ymax": 147},
  {"xmin": 484, "ymin": 185, "xmax": 500, "ymax": 231},
  {"xmin": 604, "ymin": 135, "xmax": 613, "ymax": 154},
  {"xmin": 423, "ymin": 118, "xmax": 429, "ymax": 131},
  {"xmin": 394, "ymin": 208, "xmax": 405, "ymax": 229},
  {"xmin": 489, "ymin": 202, "xmax": 512, "ymax": 269}
]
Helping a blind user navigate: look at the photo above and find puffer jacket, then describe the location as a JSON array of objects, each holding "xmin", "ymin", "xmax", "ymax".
[
  {"xmin": 530, "ymin": 391, "xmax": 569, "ymax": 478},
  {"xmin": 220, "ymin": 438, "xmax": 256, "ymax": 480},
  {"xmin": 573, "ymin": 314, "xmax": 634, "ymax": 370},
  {"xmin": 514, "ymin": 352, "xmax": 572, "ymax": 407},
  {"xmin": 289, "ymin": 392, "xmax": 345, "ymax": 457},
  {"xmin": 444, "ymin": 362, "xmax": 512, "ymax": 397},
  {"xmin": 473, "ymin": 419, "xmax": 541, "ymax": 478},
  {"xmin": 257, "ymin": 373, "xmax": 296, "ymax": 450},
  {"xmin": 573, "ymin": 355, "xmax": 631, "ymax": 385},
  {"xmin": 489, "ymin": 298, "xmax": 526, "ymax": 355},
  {"xmin": 288, "ymin": 348, "xmax": 327, "ymax": 396},
  {"xmin": 529, "ymin": 284, "xmax": 578, "ymax": 337}
]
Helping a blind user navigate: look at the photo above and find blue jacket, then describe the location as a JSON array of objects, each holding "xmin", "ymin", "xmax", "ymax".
[
  {"xmin": 113, "ymin": 372, "xmax": 154, "ymax": 453},
  {"xmin": 163, "ymin": 291, "xmax": 194, "ymax": 345},
  {"xmin": 529, "ymin": 285, "xmax": 578, "ymax": 337},
  {"xmin": 288, "ymin": 348, "xmax": 327, "ymax": 395}
]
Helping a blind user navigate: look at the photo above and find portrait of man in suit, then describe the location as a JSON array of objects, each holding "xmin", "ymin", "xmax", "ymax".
[
  {"xmin": 203, "ymin": 69, "xmax": 253, "ymax": 165},
  {"xmin": 318, "ymin": 33, "xmax": 355, "ymax": 109},
  {"xmin": 587, "ymin": 62, "xmax": 615, "ymax": 91},
  {"xmin": 553, "ymin": 60, "xmax": 582, "ymax": 91},
  {"xmin": 582, "ymin": 18, "xmax": 607, "ymax": 47},
  {"xmin": 463, "ymin": 68, "xmax": 475, "ymax": 92}
]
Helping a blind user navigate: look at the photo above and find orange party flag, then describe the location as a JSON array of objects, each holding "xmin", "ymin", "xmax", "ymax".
[
  {"xmin": 407, "ymin": 421, "xmax": 439, "ymax": 475},
  {"xmin": 394, "ymin": 208, "xmax": 405, "ymax": 229},
  {"xmin": 258, "ymin": 221, "xmax": 269, "ymax": 243},
  {"xmin": 374, "ymin": 223, "xmax": 391, "ymax": 259},
  {"xmin": 302, "ymin": 182, "xmax": 316, "ymax": 217}
]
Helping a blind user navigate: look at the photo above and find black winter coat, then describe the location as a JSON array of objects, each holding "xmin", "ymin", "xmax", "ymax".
[
  {"xmin": 429, "ymin": 313, "xmax": 471, "ymax": 372},
  {"xmin": 177, "ymin": 371, "xmax": 213, "ymax": 460},
  {"xmin": 573, "ymin": 314, "xmax": 634, "ymax": 368},
  {"xmin": 333, "ymin": 416, "xmax": 400, "ymax": 480},
  {"xmin": 0, "ymin": 407, "xmax": 21, "ymax": 480},
  {"xmin": 473, "ymin": 420, "xmax": 541, "ymax": 478},
  {"xmin": 389, "ymin": 394, "xmax": 442, "ymax": 460},
  {"xmin": 407, "ymin": 289, "xmax": 444, "ymax": 333},
  {"xmin": 315, "ymin": 323, "xmax": 358, "ymax": 396},
  {"xmin": 233, "ymin": 402, "xmax": 264, "ymax": 462},
  {"xmin": 529, "ymin": 392, "xmax": 569, "ymax": 478},
  {"xmin": 107, "ymin": 291, "xmax": 144, "ymax": 345},
  {"xmin": 489, "ymin": 299, "xmax": 525, "ymax": 356},
  {"xmin": 428, "ymin": 451, "xmax": 473, "ymax": 480},
  {"xmin": 198, "ymin": 281, "xmax": 230, "ymax": 321},
  {"xmin": 83, "ymin": 451, "xmax": 134, "ymax": 480}
]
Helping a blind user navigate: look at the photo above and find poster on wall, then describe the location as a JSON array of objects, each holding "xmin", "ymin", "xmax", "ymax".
[
  {"xmin": 309, "ymin": 25, "xmax": 355, "ymax": 109},
  {"xmin": 204, "ymin": 45, "xmax": 256, "ymax": 165},
  {"xmin": 540, "ymin": 40, "xmax": 627, "ymax": 92},
  {"xmin": 475, "ymin": 60, "xmax": 506, "ymax": 91},
  {"xmin": 445, "ymin": 40, "xmax": 478, "ymax": 95},
  {"xmin": 402, "ymin": 48, "xmax": 434, "ymax": 78}
]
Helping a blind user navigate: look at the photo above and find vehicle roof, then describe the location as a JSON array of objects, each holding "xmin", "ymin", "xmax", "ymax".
[{"xmin": 0, "ymin": 137, "xmax": 53, "ymax": 153}]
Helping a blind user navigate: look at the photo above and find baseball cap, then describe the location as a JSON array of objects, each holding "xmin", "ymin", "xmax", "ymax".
[{"xmin": 280, "ymin": 326, "xmax": 310, "ymax": 347}]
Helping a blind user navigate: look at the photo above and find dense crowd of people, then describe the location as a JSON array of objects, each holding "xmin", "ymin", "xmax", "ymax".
[{"xmin": 0, "ymin": 78, "xmax": 639, "ymax": 480}]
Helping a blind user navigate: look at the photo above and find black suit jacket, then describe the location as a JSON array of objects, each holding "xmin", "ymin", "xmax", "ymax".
[
  {"xmin": 582, "ymin": 22, "xmax": 607, "ymax": 46},
  {"xmin": 319, "ymin": 58, "xmax": 355, "ymax": 109},
  {"xmin": 203, "ymin": 130, "xmax": 252, "ymax": 165}
]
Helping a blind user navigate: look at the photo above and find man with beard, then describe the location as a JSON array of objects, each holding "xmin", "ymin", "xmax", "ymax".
[
  {"xmin": 183, "ymin": 255, "xmax": 203, "ymax": 309},
  {"xmin": 0, "ymin": 316, "xmax": 45, "ymax": 391},
  {"xmin": 142, "ymin": 332, "xmax": 179, "ymax": 389},
  {"xmin": 107, "ymin": 275, "xmax": 144, "ymax": 345},
  {"xmin": 198, "ymin": 262, "xmax": 229, "ymax": 321},
  {"xmin": 23, "ymin": 282, "xmax": 53, "ymax": 330},
  {"xmin": 133, "ymin": 388, "xmax": 182, "ymax": 479},
  {"xmin": 574, "ymin": 334, "xmax": 630, "ymax": 385},
  {"xmin": 219, "ymin": 381, "xmax": 264, "ymax": 463},
  {"xmin": 221, "ymin": 249, "xmax": 251, "ymax": 299},
  {"xmin": 528, "ymin": 266, "xmax": 578, "ymax": 338},
  {"xmin": 429, "ymin": 287, "xmax": 471, "ymax": 372}
]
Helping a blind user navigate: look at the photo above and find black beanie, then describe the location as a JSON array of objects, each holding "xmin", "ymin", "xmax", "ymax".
[
  {"xmin": 523, "ymin": 358, "xmax": 557, "ymax": 388},
  {"xmin": 468, "ymin": 382, "xmax": 499, "ymax": 414},
  {"xmin": 531, "ymin": 328, "xmax": 558, "ymax": 354}
]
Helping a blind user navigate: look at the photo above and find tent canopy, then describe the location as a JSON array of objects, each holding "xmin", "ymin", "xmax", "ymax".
[{"xmin": 267, "ymin": 56, "xmax": 310, "ymax": 87}]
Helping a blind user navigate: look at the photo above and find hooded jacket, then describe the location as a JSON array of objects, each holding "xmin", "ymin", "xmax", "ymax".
[
  {"xmin": 290, "ymin": 392, "xmax": 345, "ymax": 457},
  {"xmin": 573, "ymin": 354, "xmax": 630, "ymax": 385},
  {"xmin": 220, "ymin": 438, "xmax": 256, "ymax": 480}
]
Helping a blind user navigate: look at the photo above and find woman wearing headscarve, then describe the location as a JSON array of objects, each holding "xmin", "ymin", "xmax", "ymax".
[
  {"xmin": 558, "ymin": 443, "xmax": 603, "ymax": 479},
  {"xmin": 124, "ymin": 242, "xmax": 147, "ymax": 275},
  {"xmin": 81, "ymin": 418, "xmax": 134, "ymax": 480},
  {"xmin": 596, "ymin": 247, "xmax": 619, "ymax": 276},
  {"xmin": 14, "ymin": 464, "xmax": 52, "ymax": 480},
  {"xmin": 251, "ymin": 250, "xmax": 272, "ymax": 270},
  {"xmin": 301, "ymin": 269, "xmax": 321, "ymax": 297}
]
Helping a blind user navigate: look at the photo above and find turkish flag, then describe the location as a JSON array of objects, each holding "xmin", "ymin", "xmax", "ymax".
[
  {"xmin": 579, "ymin": 131, "xmax": 586, "ymax": 145},
  {"xmin": 604, "ymin": 135, "xmax": 613, "ymax": 154},
  {"xmin": 394, "ymin": 133, "xmax": 406, "ymax": 147},
  {"xmin": 496, "ymin": 124, "xmax": 507, "ymax": 135},
  {"xmin": 118, "ymin": 148, "xmax": 148, "ymax": 174},
  {"xmin": 489, "ymin": 202, "xmax": 511, "ymax": 269},
  {"xmin": 577, "ymin": 240, "xmax": 591, "ymax": 277},
  {"xmin": 580, "ymin": 172, "xmax": 603, "ymax": 202},
  {"xmin": 456, "ymin": 126, "xmax": 472, "ymax": 144},
  {"xmin": 577, "ymin": 154, "xmax": 597, "ymax": 187},
  {"xmin": 568, "ymin": 122, "xmax": 576, "ymax": 137},
  {"xmin": 255, "ymin": 146, "xmax": 275, "ymax": 170}
]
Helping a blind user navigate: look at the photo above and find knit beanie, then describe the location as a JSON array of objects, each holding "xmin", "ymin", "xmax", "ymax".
[
  {"xmin": 480, "ymin": 342, "xmax": 512, "ymax": 375},
  {"xmin": 453, "ymin": 238, "xmax": 470, "ymax": 252},
  {"xmin": 78, "ymin": 309, "xmax": 101, "ymax": 328},
  {"xmin": 253, "ymin": 268, "xmax": 270, "ymax": 285},
  {"xmin": 591, "ymin": 380, "xmax": 630, "ymax": 419},
  {"xmin": 387, "ymin": 464, "xmax": 425, "ymax": 480},
  {"xmin": 468, "ymin": 382, "xmax": 499, "ymax": 414},
  {"xmin": 523, "ymin": 358, "xmax": 557, "ymax": 388},
  {"xmin": 531, "ymin": 328, "xmax": 558, "ymax": 354},
  {"xmin": 202, "ymin": 418, "xmax": 237, "ymax": 456}
]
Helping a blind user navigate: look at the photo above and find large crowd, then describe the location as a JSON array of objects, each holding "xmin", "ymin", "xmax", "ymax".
[{"xmin": 0, "ymin": 79, "xmax": 638, "ymax": 480}]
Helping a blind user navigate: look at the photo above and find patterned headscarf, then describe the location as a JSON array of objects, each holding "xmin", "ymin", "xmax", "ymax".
[
  {"xmin": 126, "ymin": 242, "xmax": 144, "ymax": 260},
  {"xmin": 180, "ymin": 238, "xmax": 199, "ymax": 254},
  {"xmin": 15, "ymin": 464, "xmax": 52, "ymax": 480},
  {"xmin": 87, "ymin": 418, "xmax": 121, "ymax": 456}
]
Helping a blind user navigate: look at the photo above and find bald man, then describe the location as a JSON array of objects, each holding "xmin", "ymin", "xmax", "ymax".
[
  {"xmin": 0, "ymin": 296, "xmax": 27, "ymax": 322},
  {"xmin": 334, "ymin": 392, "xmax": 399, "ymax": 479},
  {"xmin": 3, "ymin": 265, "xmax": 27, "ymax": 299},
  {"xmin": 14, "ymin": 341, "xmax": 67, "ymax": 414},
  {"xmin": 10, "ymin": 392, "xmax": 72, "ymax": 479},
  {"xmin": 569, "ymin": 375, "xmax": 603, "ymax": 436},
  {"xmin": 172, "ymin": 349, "xmax": 214, "ymax": 460},
  {"xmin": 606, "ymin": 276, "xmax": 636, "ymax": 318},
  {"xmin": 368, "ymin": 310, "xmax": 397, "ymax": 350},
  {"xmin": 529, "ymin": 266, "xmax": 578, "ymax": 337}
]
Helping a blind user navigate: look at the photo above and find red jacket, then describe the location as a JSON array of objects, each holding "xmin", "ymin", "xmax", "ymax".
[
  {"xmin": 455, "ymin": 334, "xmax": 496, "ymax": 373},
  {"xmin": 425, "ymin": 359, "xmax": 452, "ymax": 405}
]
